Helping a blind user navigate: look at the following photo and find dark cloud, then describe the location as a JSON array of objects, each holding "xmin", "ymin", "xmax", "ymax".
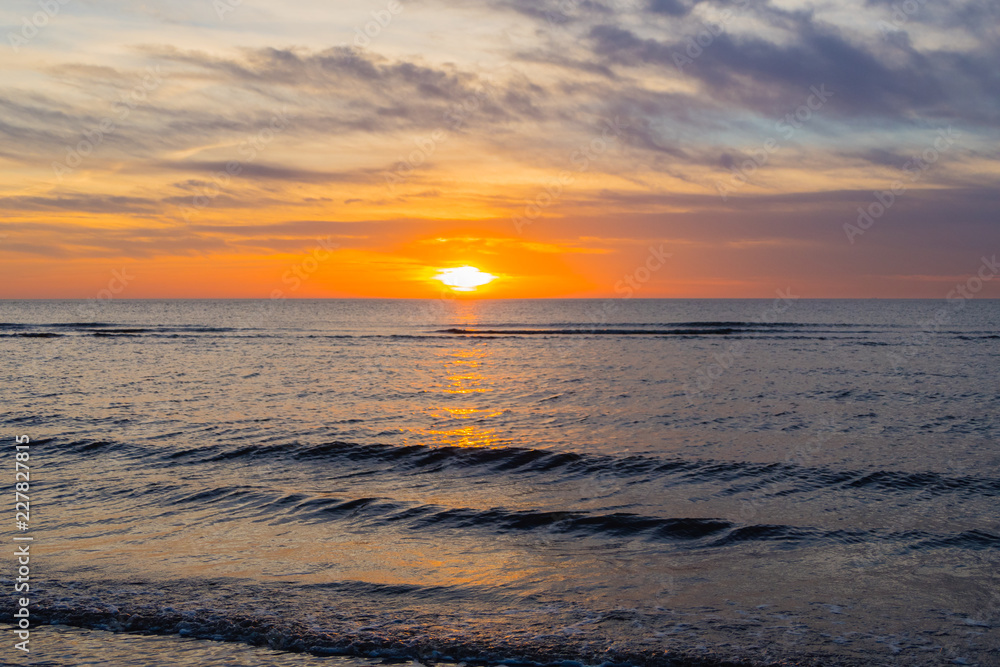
[
  {"xmin": 0, "ymin": 218, "xmax": 228, "ymax": 258},
  {"xmin": 156, "ymin": 161, "xmax": 382, "ymax": 184},
  {"xmin": 583, "ymin": 7, "xmax": 1000, "ymax": 125},
  {"xmin": 0, "ymin": 242, "xmax": 72, "ymax": 257},
  {"xmin": 0, "ymin": 98, "xmax": 97, "ymax": 155},
  {"xmin": 0, "ymin": 195, "xmax": 157, "ymax": 214},
  {"xmin": 490, "ymin": 0, "xmax": 622, "ymax": 25},
  {"xmin": 593, "ymin": 185, "xmax": 1000, "ymax": 211},
  {"xmin": 188, "ymin": 219, "xmax": 409, "ymax": 238},
  {"xmin": 864, "ymin": 0, "xmax": 1000, "ymax": 36},
  {"xmin": 647, "ymin": 0, "xmax": 698, "ymax": 16},
  {"xmin": 512, "ymin": 50, "xmax": 618, "ymax": 79},
  {"xmin": 846, "ymin": 148, "xmax": 914, "ymax": 168}
]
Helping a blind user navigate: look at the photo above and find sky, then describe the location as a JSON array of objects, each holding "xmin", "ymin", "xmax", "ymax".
[{"xmin": 1, "ymin": 0, "xmax": 998, "ymax": 298}]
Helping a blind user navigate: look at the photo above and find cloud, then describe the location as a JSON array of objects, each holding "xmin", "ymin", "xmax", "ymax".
[
  {"xmin": 864, "ymin": 0, "xmax": 1000, "ymax": 36},
  {"xmin": 0, "ymin": 45, "xmax": 550, "ymax": 175},
  {"xmin": 143, "ymin": 44, "xmax": 543, "ymax": 130},
  {"xmin": 586, "ymin": 18, "xmax": 987, "ymax": 122},
  {"xmin": 2, "ymin": 0, "xmax": 999, "ymax": 296},
  {"xmin": 156, "ymin": 161, "xmax": 383, "ymax": 184},
  {"xmin": 491, "ymin": 0, "xmax": 1000, "ymax": 127},
  {"xmin": 647, "ymin": 0, "xmax": 699, "ymax": 16},
  {"xmin": 490, "ymin": 0, "xmax": 625, "ymax": 25},
  {"xmin": 0, "ymin": 195, "xmax": 158, "ymax": 214}
]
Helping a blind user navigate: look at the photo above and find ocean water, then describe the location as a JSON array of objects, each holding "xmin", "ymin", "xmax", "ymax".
[{"xmin": 0, "ymin": 298, "xmax": 998, "ymax": 666}]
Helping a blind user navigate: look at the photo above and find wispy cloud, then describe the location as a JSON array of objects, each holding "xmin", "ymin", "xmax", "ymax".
[{"xmin": 1, "ymin": 0, "xmax": 998, "ymax": 296}]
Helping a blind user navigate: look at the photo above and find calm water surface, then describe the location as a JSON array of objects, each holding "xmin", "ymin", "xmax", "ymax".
[{"xmin": 0, "ymin": 299, "xmax": 997, "ymax": 666}]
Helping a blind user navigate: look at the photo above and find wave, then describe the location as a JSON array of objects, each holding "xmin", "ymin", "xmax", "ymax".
[
  {"xmin": 40, "ymin": 441, "xmax": 1000, "ymax": 554},
  {"xmin": 2, "ymin": 331, "xmax": 852, "ymax": 342},
  {"xmin": 0, "ymin": 319, "xmax": 918, "ymax": 341},
  {"xmin": 128, "ymin": 484, "xmax": 1000, "ymax": 551},
  {"xmin": 47, "ymin": 437, "xmax": 1000, "ymax": 502},
  {"xmin": 431, "ymin": 323, "xmax": 900, "ymax": 337},
  {"xmin": 439, "ymin": 321, "xmax": 874, "ymax": 329},
  {"xmin": 436, "ymin": 327, "xmax": 747, "ymax": 336},
  {"xmin": 0, "ymin": 580, "xmax": 826, "ymax": 667},
  {"xmin": 0, "ymin": 322, "xmax": 117, "ymax": 328},
  {"xmin": 226, "ymin": 440, "xmax": 1000, "ymax": 498},
  {"xmin": 282, "ymin": 496, "xmax": 745, "ymax": 544},
  {"xmin": 0, "ymin": 322, "xmax": 238, "ymax": 334}
]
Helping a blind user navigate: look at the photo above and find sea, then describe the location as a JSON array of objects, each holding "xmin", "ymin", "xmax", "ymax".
[{"xmin": 0, "ymin": 298, "xmax": 997, "ymax": 666}]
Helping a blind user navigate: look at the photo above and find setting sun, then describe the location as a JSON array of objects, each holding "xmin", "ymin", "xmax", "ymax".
[{"xmin": 433, "ymin": 266, "xmax": 497, "ymax": 292}]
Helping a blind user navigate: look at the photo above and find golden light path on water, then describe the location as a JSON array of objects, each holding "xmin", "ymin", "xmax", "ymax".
[{"xmin": 404, "ymin": 299, "xmax": 504, "ymax": 449}]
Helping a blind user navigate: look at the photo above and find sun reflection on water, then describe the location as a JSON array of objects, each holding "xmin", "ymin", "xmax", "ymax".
[
  {"xmin": 421, "ymin": 347, "xmax": 503, "ymax": 447},
  {"xmin": 406, "ymin": 301, "xmax": 512, "ymax": 448},
  {"xmin": 442, "ymin": 348, "xmax": 492, "ymax": 394}
]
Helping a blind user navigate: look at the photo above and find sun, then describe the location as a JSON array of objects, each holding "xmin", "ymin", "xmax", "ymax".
[{"xmin": 433, "ymin": 266, "xmax": 497, "ymax": 292}]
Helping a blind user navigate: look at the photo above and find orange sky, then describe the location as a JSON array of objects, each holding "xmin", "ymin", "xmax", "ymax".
[{"xmin": 1, "ymin": 0, "xmax": 998, "ymax": 298}]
